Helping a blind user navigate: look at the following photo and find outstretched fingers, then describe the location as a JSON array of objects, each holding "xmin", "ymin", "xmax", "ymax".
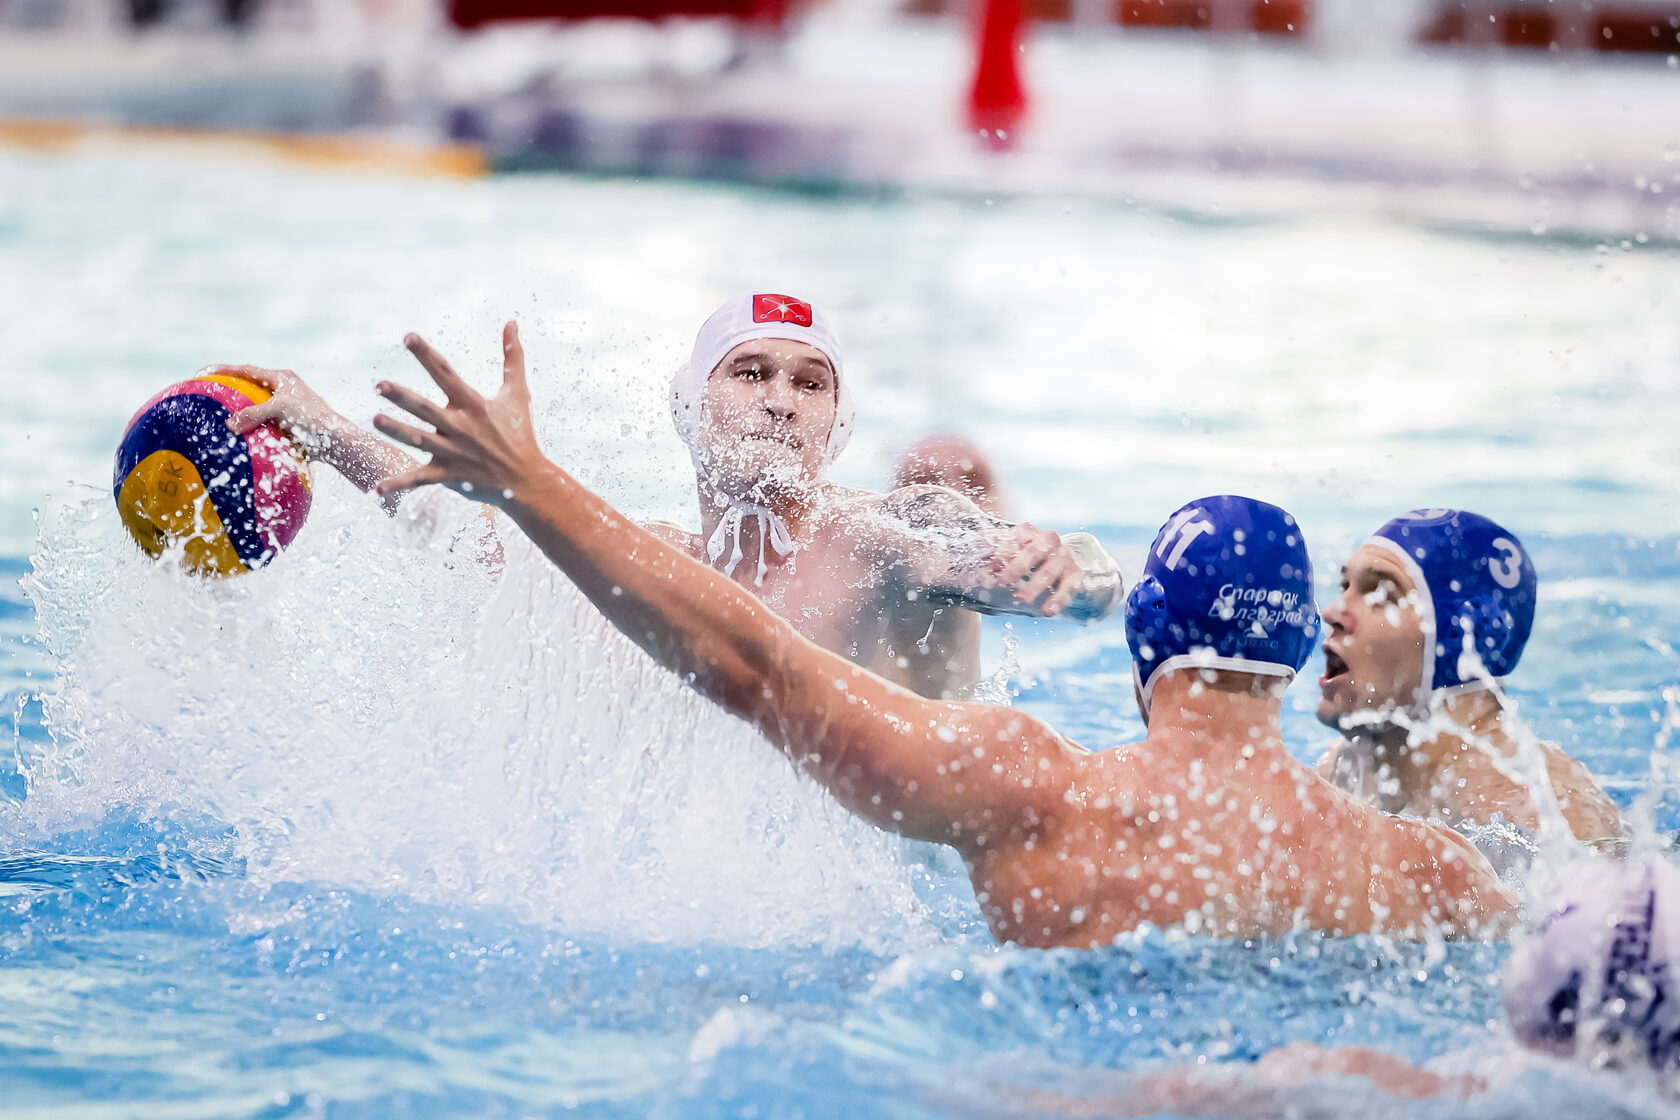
[
  {"xmin": 372, "ymin": 412, "xmax": 451, "ymax": 457},
  {"xmin": 404, "ymin": 333, "xmax": 481, "ymax": 408},
  {"xmin": 376, "ymin": 380, "xmax": 454, "ymax": 434}
]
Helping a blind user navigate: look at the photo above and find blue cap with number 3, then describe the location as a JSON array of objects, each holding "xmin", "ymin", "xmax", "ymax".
[
  {"xmin": 1125, "ymin": 495, "xmax": 1321, "ymax": 714},
  {"xmin": 1366, "ymin": 509, "xmax": 1537, "ymax": 695}
]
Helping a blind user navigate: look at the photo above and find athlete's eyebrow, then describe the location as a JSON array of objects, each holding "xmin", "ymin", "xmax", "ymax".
[
  {"xmin": 727, "ymin": 349, "xmax": 833, "ymax": 377},
  {"xmin": 1346, "ymin": 561, "xmax": 1405, "ymax": 587},
  {"xmin": 1366, "ymin": 565, "xmax": 1407, "ymax": 590}
]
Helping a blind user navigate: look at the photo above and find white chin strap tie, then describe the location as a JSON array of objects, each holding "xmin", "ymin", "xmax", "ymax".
[{"xmin": 706, "ymin": 500, "xmax": 797, "ymax": 587}]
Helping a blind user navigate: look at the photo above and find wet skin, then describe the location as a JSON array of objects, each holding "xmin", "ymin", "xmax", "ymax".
[
  {"xmin": 650, "ymin": 339, "xmax": 1117, "ymax": 700},
  {"xmin": 1316, "ymin": 543, "xmax": 1429, "ymax": 731},
  {"xmin": 1315, "ymin": 545, "xmax": 1622, "ymax": 844},
  {"xmin": 369, "ymin": 323, "xmax": 1513, "ymax": 946},
  {"xmin": 881, "ymin": 435, "xmax": 1005, "ymax": 698},
  {"xmin": 226, "ymin": 337, "xmax": 1119, "ymax": 701}
]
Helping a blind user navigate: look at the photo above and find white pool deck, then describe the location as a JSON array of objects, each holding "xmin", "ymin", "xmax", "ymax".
[{"xmin": 1, "ymin": 8, "xmax": 1678, "ymax": 238}]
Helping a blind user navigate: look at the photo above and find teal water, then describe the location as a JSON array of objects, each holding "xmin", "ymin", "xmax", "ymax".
[{"xmin": 2, "ymin": 146, "xmax": 1679, "ymax": 1117}]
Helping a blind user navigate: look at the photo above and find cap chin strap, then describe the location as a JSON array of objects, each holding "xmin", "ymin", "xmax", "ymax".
[
  {"xmin": 1134, "ymin": 654, "xmax": 1297, "ymax": 716},
  {"xmin": 706, "ymin": 499, "xmax": 797, "ymax": 587}
]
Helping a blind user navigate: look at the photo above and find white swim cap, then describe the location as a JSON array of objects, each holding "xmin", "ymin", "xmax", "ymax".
[
  {"xmin": 1502, "ymin": 859, "xmax": 1680, "ymax": 1077},
  {"xmin": 670, "ymin": 292, "xmax": 854, "ymax": 473}
]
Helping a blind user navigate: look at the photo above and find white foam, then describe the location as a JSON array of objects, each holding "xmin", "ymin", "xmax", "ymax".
[{"xmin": 12, "ymin": 483, "xmax": 938, "ymax": 952}]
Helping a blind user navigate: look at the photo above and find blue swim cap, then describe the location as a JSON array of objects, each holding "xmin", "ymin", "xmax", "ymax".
[
  {"xmin": 1366, "ymin": 509, "xmax": 1536, "ymax": 694},
  {"xmin": 1125, "ymin": 496, "xmax": 1321, "ymax": 712}
]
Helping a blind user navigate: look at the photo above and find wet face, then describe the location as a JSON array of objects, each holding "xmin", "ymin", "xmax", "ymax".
[
  {"xmin": 1317, "ymin": 543, "xmax": 1429, "ymax": 732},
  {"xmin": 698, "ymin": 339, "xmax": 836, "ymax": 499}
]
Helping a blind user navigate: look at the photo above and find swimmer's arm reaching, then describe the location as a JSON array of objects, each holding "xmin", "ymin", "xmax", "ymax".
[
  {"xmin": 224, "ymin": 365, "xmax": 418, "ymax": 515},
  {"xmin": 641, "ymin": 521, "xmax": 702, "ymax": 555},
  {"xmin": 373, "ymin": 323, "xmax": 1077, "ymax": 851},
  {"xmin": 875, "ymin": 485, "xmax": 1123, "ymax": 621}
]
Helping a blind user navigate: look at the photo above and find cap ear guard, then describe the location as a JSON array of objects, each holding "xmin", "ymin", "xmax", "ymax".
[
  {"xmin": 670, "ymin": 361, "xmax": 701, "ymax": 451},
  {"xmin": 1447, "ymin": 592, "xmax": 1522, "ymax": 688},
  {"xmin": 1124, "ymin": 574, "xmax": 1170, "ymax": 671}
]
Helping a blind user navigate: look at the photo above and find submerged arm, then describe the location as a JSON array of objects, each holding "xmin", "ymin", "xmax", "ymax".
[
  {"xmin": 876, "ymin": 485, "xmax": 1123, "ymax": 621},
  {"xmin": 374, "ymin": 324, "xmax": 1075, "ymax": 850}
]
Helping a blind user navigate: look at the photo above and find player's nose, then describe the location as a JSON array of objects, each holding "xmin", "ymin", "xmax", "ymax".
[
  {"xmin": 762, "ymin": 375, "xmax": 798, "ymax": 419},
  {"xmin": 1322, "ymin": 592, "xmax": 1351, "ymax": 633}
]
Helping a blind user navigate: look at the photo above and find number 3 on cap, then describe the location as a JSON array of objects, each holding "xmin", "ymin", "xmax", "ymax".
[{"xmin": 1489, "ymin": 537, "xmax": 1524, "ymax": 589}]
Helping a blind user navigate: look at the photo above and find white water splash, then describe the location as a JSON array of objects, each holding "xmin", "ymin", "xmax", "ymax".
[{"xmin": 12, "ymin": 483, "xmax": 940, "ymax": 951}]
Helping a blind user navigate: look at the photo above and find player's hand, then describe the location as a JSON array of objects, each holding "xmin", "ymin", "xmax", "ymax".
[
  {"xmin": 372, "ymin": 321, "xmax": 545, "ymax": 507},
  {"xmin": 992, "ymin": 522, "xmax": 1083, "ymax": 616},
  {"xmin": 221, "ymin": 365, "xmax": 348, "ymax": 459}
]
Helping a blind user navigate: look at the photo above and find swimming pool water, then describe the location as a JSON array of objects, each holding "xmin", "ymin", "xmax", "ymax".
[{"xmin": 2, "ymin": 146, "xmax": 1680, "ymax": 1117}]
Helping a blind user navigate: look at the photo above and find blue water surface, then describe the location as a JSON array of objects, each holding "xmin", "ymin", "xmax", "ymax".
[{"xmin": 3, "ymin": 146, "xmax": 1680, "ymax": 1118}]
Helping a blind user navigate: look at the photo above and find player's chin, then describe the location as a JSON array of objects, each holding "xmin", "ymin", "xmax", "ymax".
[
  {"xmin": 1314, "ymin": 691, "xmax": 1353, "ymax": 730},
  {"xmin": 744, "ymin": 443, "xmax": 810, "ymax": 477}
]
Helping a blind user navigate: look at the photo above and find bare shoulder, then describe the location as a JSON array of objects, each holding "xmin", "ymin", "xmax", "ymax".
[
  {"xmin": 968, "ymin": 702, "xmax": 1098, "ymax": 821},
  {"xmin": 1537, "ymin": 738, "xmax": 1626, "ymax": 841},
  {"xmin": 1371, "ymin": 811, "xmax": 1512, "ymax": 936},
  {"xmin": 874, "ymin": 483, "xmax": 996, "ymax": 531},
  {"xmin": 1536, "ymin": 738, "xmax": 1603, "ymax": 786},
  {"xmin": 642, "ymin": 520, "xmax": 701, "ymax": 557}
]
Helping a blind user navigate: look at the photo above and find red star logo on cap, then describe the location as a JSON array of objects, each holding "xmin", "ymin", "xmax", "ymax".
[{"xmin": 752, "ymin": 294, "xmax": 813, "ymax": 328}]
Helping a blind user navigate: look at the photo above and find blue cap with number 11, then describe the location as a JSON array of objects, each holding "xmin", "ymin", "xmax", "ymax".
[
  {"xmin": 1366, "ymin": 509, "xmax": 1537, "ymax": 695},
  {"xmin": 1125, "ymin": 495, "xmax": 1321, "ymax": 714}
]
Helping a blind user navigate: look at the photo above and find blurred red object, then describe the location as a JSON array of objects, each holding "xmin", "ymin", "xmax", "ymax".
[
  {"xmin": 968, "ymin": 0, "xmax": 1028, "ymax": 148},
  {"xmin": 1421, "ymin": 2, "xmax": 1680, "ymax": 52},
  {"xmin": 450, "ymin": 0, "xmax": 786, "ymax": 25},
  {"xmin": 1116, "ymin": 0, "xmax": 1308, "ymax": 34}
]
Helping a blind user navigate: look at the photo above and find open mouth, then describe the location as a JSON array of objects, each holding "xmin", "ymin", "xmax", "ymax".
[
  {"xmin": 1320, "ymin": 646, "xmax": 1349, "ymax": 689},
  {"xmin": 744, "ymin": 432, "xmax": 803, "ymax": 450}
]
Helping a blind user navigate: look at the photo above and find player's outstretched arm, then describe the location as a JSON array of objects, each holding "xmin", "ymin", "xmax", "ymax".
[
  {"xmin": 223, "ymin": 364, "xmax": 418, "ymax": 514},
  {"xmin": 876, "ymin": 485, "xmax": 1123, "ymax": 621},
  {"xmin": 374, "ymin": 323, "xmax": 1078, "ymax": 850}
]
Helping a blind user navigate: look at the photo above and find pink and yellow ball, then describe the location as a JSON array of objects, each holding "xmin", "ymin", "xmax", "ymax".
[{"xmin": 113, "ymin": 371, "xmax": 312, "ymax": 577}]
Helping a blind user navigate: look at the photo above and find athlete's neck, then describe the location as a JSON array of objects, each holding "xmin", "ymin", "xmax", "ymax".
[
  {"xmin": 1142, "ymin": 670, "xmax": 1287, "ymax": 760},
  {"xmin": 695, "ymin": 479, "xmax": 821, "ymax": 565}
]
